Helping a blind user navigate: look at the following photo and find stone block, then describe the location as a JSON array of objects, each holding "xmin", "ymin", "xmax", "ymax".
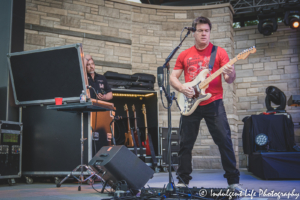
[
  {"xmin": 38, "ymin": 5, "xmax": 67, "ymax": 15},
  {"xmin": 257, "ymin": 76, "xmax": 269, "ymax": 81},
  {"xmin": 114, "ymin": 46, "xmax": 131, "ymax": 57},
  {"xmin": 140, "ymin": 35, "xmax": 159, "ymax": 45},
  {"xmin": 26, "ymin": 12, "xmax": 41, "ymax": 25},
  {"xmin": 247, "ymin": 88, "xmax": 258, "ymax": 93},
  {"xmin": 291, "ymin": 57, "xmax": 299, "ymax": 62},
  {"xmin": 248, "ymin": 34, "xmax": 264, "ymax": 39},
  {"xmin": 236, "ymin": 40, "xmax": 255, "ymax": 49},
  {"xmin": 236, "ymin": 89, "xmax": 246, "ymax": 96},
  {"xmin": 187, "ymin": 10, "xmax": 211, "ymax": 18},
  {"xmin": 282, "ymin": 49, "xmax": 293, "ymax": 55},
  {"xmin": 234, "ymin": 35, "xmax": 248, "ymax": 41},
  {"xmin": 236, "ymin": 69, "xmax": 253, "ymax": 77},
  {"xmin": 265, "ymin": 48, "xmax": 281, "ymax": 56},
  {"xmin": 99, "ymin": 6, "xmax": 119, "ymax": 18},
  {"xmin": 237, "ymin": 102, "xmax": 250, "ymax": 110},
  {"xmin": 45, "ymin": 36, "xmax": 65, "ymax": 46},
  {"xmin": 212, "ymin": 8, "xmax": 225, "ymax": 15},
  {"xmin": 141, "ymin": 8, "xmax": 156, "ymax": 15},
  {"xmin": 161, "ymin": 22, "xmax": 184, "ymax": 31},
  {"xmin": 26, "ymin": 34, "xmax": 45, "ymax": 46},
  {"xmin": 237, "ymin": 83, "xmax": 250, "ymax": 88},
  {"xmin": 99, "ymin": 48, "xmax": 113, "ymax": 56},
  {"xmin": 272, "ymin": 69, "xmax": 284, "ymax": 75},
  {"xmin": 108, "ymin": 19, "xmax": 131, "ymax": 30},
  {"xmin": 264, "ymin": 62, "xmax": 277, "ymax": 70},
  {"xmin": 218, "ymin": 25, "xmax": 230, "ymax": 32},
  {"xmin": 251, "ymin": 104, "xmax": 264, "ymax": 109},
  {"xmin": 86, "ymin": 0, "xmax": 104, "ymax": 6},
  {"xmin": 120, "ymin": 13, "xmax": 131, "ymax": 21},
  {"xmin": 142, "ymin": 54, "xmax": 156, "ymax": 64},
  {"xmin": 150, "ymin": 15, "xmax": 167, "ymax": 22},
  {"xmin": 114, "ymin": 2, "xmax": 131, "ymax": 11},
  {"xmin": 104, "ymin": 55, "xmax": 118, "ymax": 62},
  {"xmin": 83, "ymin": 38, "xmax": 105, "ymax": 47},
  {"xmin": 254, "ymin": 70, "xmax": 272, "ymax": 76},
  {"xmin": 193, "ymin": 159, "xmax": 211, "ymax": 169},
  {"xmin": 175, "ymin": 13, "xmax": 187, "ymax": 19},
  {"xmin": 40, "ymin": 19, "xmax": 53, "ymax": 27},
  {"xmin": 280, "ymin": 74, "xmax": 291, "ymax": 80},
  {"xmin": 256, "ymin": 37, "xmax": 277, "ymax": 44},
  {"xmin": 60, "ymin": 16, "xmax": 81, "ymax": 28},
  {"xmin": 241, "ymin": 64, "xmax": 253, "ymax": 69},
  {"xmin": 239, "ymin": 96, "xmax": 258, "ymax": 102},
  {"xmin": 85, "ymin": 13, "xmax": 103, "ymax": 22},
  {"xmin": 63, "ymin": 3, "xmax": 90, "ymax": 13},
  {"xmin": 243, "ymin": 77, "xmax": 257, "ymax": 82},
  {"xmin": 236, "ymin": 29, "xmax": 255, "ymax": 36},
  {"xmin": 285, "ymin": 65, "xmax": 298, "ymax": 73},
  {"xmin": 132, "ymin": 13, "xmax": 149, "ymax": 23},
  {"xmin": 101, "ymin": 26, "xmax": 119, "ymax": 37},
  {"xmin": 254, "ymin": 63, "xmax": 263, "ymax": 69}
]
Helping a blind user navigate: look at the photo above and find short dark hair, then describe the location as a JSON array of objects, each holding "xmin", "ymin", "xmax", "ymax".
[{"xmin": 192, "ymin": 16, "xmax": 212, "ymax": 30}]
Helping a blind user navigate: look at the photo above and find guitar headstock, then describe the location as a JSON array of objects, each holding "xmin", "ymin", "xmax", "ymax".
[
  {"xmin": 132, "ymin": 104, "xmax": 136, "ymax": 112},
  {"xmin": 236, "ymin": 46, "xmax": 256, "ymax": 60},
  {"xmin": 142, "ymin": 104, "xmax": 146, "ymax": 115},
  {"xmin": 124, "ymin": 104, "xmax": 128, "ymax": 111}
]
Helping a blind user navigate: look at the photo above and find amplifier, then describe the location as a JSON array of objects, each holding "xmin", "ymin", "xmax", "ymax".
[
  {"xmin": 88, "ymin": 145, "xmax": 154, "ymax": 190},
  {"xmin": 0, "ymin": 121, "xmax": 23, "ymax": 179}
]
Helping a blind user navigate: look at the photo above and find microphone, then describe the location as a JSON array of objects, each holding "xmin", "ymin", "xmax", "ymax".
[
  {"xmin": 87, "ymin": 85, "xmax": 92, "ymax": 89},
  {"xmin": 184, "ymin": 27, "xmax": 196, "ymax": 32},
  {"xmin": 157, "ymin": 67, "xmax": 164, "ymax": 91}
]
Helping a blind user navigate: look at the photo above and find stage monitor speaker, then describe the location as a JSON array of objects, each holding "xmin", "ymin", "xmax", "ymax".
[{"xmin": 88, "ymin": 145, "xmax": 154, "ymax": 190}]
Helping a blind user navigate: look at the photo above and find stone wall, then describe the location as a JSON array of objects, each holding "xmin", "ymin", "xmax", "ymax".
[
  {"xmin": 24, "ymin": 0, "xmax": 236, "ymax": 169},
  {"xmin": 234, "ymin": 24, "xmax": 300, "ymax": 168}
]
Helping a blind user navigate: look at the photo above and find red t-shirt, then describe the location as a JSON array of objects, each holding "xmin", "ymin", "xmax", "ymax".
[{"xmin": 174, "ymin": 42, "xmax": 229, "ymax": 106}]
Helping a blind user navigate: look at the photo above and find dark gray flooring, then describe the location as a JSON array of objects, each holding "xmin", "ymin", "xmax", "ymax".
[{"xmin": 0, "ymin": 169, "xmax": 299, "ymax": 200}]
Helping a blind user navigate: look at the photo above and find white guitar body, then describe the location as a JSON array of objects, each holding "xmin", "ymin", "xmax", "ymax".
[{"xmin": 177, "ymin": 69, "xmax": 212, "ymax": 116}]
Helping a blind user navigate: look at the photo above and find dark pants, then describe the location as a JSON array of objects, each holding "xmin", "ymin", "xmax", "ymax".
[{"xmin": 177, "ymin": 99, "xmax": 240, "ymax": 185}]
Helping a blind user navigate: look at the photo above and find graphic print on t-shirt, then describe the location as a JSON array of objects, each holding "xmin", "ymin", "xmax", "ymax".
[{"xmin": 186, "ymin": 55, "xmax": 210, "ymax": 81}]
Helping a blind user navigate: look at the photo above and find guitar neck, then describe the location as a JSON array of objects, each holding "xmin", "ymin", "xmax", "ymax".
[
  {"xmin": 126, "ymin": 111, "xmax": 131, "ymax": 133},
  {"xmin": 134, "ymin": 112, "xmax": 138, "ymax": 131},
  {"xmin": 143, "ymin": 113, "xmax": 148, "ymax": 140},
  {"xmin": 199, "ymin": 56, "xmax": 238, "ymax": 88}
]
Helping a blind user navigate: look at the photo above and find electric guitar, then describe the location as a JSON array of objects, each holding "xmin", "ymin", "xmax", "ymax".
[
  {"xmin": 124, "ymin": 104, "xmax": 134, "ymax": 147},
  {"xmin": 132, "ymin": 104, "xmax": 140, "ymax": 147},
  {"xmin": 177, "ymin": 46, "xmax": 256, "ymax": 116},
  {"xmin": 141, "ymin": 104, "xmax": 151, "ymax": 156}
]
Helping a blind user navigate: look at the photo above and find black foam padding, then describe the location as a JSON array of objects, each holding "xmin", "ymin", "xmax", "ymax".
[{"xmin": 10, "ymin": 47, "xmax": 83, "ymax": 102}]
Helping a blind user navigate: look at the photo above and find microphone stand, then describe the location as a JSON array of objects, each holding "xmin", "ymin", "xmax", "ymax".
[{"xmin": 160, "ymin": 30, "xmax": 191, "ymax": 195}]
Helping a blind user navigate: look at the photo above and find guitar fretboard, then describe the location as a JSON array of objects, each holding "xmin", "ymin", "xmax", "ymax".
[{"xmin": 199, "ymin": 57, "xmax": 238, "ymax": 88}]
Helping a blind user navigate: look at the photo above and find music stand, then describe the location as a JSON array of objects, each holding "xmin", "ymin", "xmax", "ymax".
[{"xmin": 47, "ymin": 101, "xmax": 114, "ymax": 191}]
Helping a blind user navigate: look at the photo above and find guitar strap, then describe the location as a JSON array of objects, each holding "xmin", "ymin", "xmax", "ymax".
[
  {"xmin": 208, "ymin": 45, "xmax": 218, "ymax": 72},
  {"xmin": 148, "ymin": 134, "xmax": 158, "ymax": 166}
]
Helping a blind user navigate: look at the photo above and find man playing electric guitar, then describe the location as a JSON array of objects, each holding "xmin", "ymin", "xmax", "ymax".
[{"xmin": 170, "ymin": 16, "xmax": 244, "ymax": 193}]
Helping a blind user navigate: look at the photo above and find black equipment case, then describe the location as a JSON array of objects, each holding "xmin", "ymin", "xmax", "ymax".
[
  {"xmin": 104, "ymin": 71, "xmax": 155, "ymax": 90},
  {"xmin": 0, "ymin": 121, "xmax": 23, "ymax": 180}
]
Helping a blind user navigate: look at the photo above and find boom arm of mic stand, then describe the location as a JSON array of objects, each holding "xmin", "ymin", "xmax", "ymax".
[{"xmin": 162, "ymin": 30, "xmax": 191, "ymax": 70}]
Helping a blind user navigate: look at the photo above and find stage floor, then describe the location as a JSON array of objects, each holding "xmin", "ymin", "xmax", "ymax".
[{"xmin": 0, "ymin": 169, "xmax": 299, "ymax": 200}]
